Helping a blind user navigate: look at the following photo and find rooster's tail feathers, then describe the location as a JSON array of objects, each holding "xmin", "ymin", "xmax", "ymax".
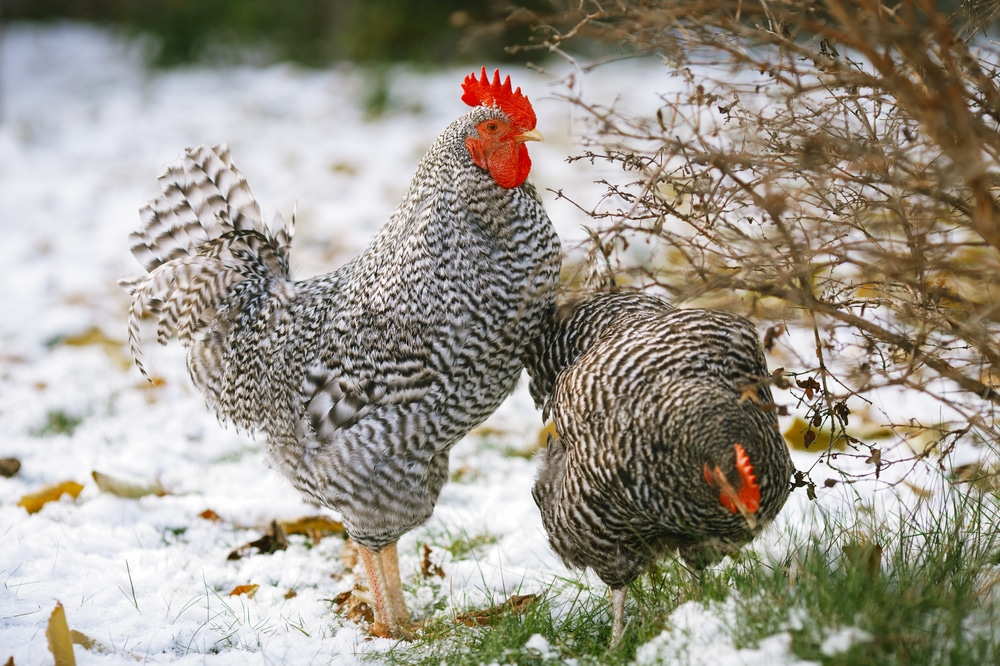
[{"xmin": 120, "ymin": 144, "xmax": 294, "ymax": 379}]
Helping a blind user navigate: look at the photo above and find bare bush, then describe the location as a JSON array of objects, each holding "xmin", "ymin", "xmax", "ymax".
[{"xmin": 510, "ymin": 0, "xmax": 1000, "ymax": 492}]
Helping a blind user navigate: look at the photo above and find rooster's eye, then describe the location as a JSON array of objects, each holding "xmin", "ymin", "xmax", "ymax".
[{"xmin": 485, "ymin": 122, "xmax": 499, "ymax": 132}]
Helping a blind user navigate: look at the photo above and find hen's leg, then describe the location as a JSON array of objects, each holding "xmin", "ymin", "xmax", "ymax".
[
  {"xmin": 358, "ymin": 544, "xmax": 398, "ymax": 638},
  {"xmin": 380, "ymin": 542, "xmax": 411, "ymax": 625},
  {"xmin": 610, "ymin": 586, "xmax": 627, "ymax": 644}
]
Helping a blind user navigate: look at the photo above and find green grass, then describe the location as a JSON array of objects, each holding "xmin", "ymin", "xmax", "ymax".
[
  {"xmin": 31, "ymin": 408, "xmax": 85, "ymax": 436},
  {"xmin": 371, "ymin": 488, "xmax": 1000, "ymax": 665}
]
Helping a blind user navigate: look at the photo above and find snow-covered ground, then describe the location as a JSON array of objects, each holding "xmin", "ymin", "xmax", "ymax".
[{"xmin": 0, "ymin": 23, "xmax": 972, "ymax": 665}]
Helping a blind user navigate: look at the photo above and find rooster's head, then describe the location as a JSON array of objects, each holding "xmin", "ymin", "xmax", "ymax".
[{"xmin": 461, "ymin": 67, "xmax": 542, "ymax": 189}]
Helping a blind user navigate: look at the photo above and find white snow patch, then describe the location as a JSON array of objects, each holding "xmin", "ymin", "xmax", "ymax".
[
  {"xmin": 634, "ymin": 599, "xmax": 817, "ymax": 666},
  {"xmin": 820, "ymin": 626, "xmax": 873, "ymax": 656}
]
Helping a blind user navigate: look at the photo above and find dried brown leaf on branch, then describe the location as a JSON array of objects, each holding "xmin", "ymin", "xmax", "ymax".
[{"xmin": 511, "ymin": 0, "xmax": 1000, "ymax": 488}]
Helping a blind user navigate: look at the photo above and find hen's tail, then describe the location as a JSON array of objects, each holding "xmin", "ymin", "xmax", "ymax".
[{"xmin": 120, "ymin": 144, "xmax": 294, "ymax": 379}]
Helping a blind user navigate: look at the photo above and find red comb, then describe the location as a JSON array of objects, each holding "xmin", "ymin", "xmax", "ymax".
[
  {"xmin": 703, "ymin": 443, "xmax": 761, "ymax": 515},
  {"xmin": 461, "ymin": 67, "xmax": 536, "ymax": 130},
  {"xmin": 732, "ymin": 443, "xmax": 761, "ymax": 512}
]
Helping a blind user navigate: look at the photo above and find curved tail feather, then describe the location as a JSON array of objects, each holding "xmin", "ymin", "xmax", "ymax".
[{"xmin": 119, "ymin": 144, "xmax": 294, "ymax": 379}]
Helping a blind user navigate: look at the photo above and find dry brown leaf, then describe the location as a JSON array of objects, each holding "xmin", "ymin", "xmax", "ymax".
[
  {"xmin": 333, "ymin": 585, "xmax": 374, "ymax": 624},
  {"xmin": 4, "ymin": 655, "xmax": 14, "ymax": 666},
  {"xmin": 454, "ymin": 594, "xmax": 539, "ymax": 627},
  {"xmin": 227, "ymin": 520, "xmax": 288, "ymax": 560},
  {"xmin": 18, "ymin": 481, "xmax": 85, "ymax": 514},
  {"xmin": 228, "ymin": 584, "xmax": 260, "ymax": 598},
  {"xmin": 91, "ymin": 470, "xmax": 165, "ymax": 499},
  {"xmin": 284, "ymin": 588, "xmax": 298, "ymax": 600},
  {"xmin": 420, "ymin": 543, "xmax": 445, "ymax": 579},
  {"xmin": 46, "ymin": 602, "xmax": 76, "ymax": 666},
  {"xmin": 279, "ymin": 515, "xmax": 345, "ymax": 543},
  {"xmin": 198, "ymin": 508, "xmax": 222, "ymax": 522},
  {"xmin": 0, "ymin": 457, "xmax": 21, "ymax": 478}
]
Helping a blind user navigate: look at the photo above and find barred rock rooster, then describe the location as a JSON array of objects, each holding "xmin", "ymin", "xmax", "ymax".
[
  {"xmin": 524, "ymin": 291, "xmax": 793, "ymax": 642},
  {"xmin": 120, "ymin": 68, "xmax": 561, "ymax": 638}
]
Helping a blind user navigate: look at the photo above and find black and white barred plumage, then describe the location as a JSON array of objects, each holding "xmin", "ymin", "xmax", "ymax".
[
  {"xmin": 524, "ymin": 290, "xmax": 793, "ymax": 640},
  {"xmin": 122, "ymin": 105, "xmax": 560, "ymax": 569}
]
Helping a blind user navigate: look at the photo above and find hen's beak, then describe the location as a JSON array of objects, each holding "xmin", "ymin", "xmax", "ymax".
[{"xmin": 516, "ymin": 128, "xmax": 544, "ymax": 143}]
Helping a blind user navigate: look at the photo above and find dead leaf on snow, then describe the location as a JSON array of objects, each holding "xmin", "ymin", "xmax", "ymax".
[
  {"xmin": 18, "ymin": 481, "xmax": 85, "ymax": 514},
  {"xmin": 199, "ymin": 508, "xmax": 222, "ymax": 522},
  {"xmin": 454, "ymin": 594, "xmax": 539, "ymax": 627},
  {"xmin": 91, "ymin": 470, "xmax": 166, "ymax": 499},
  {"xmin": 227, "ymin": 520, "xmax": 288, "ymax": 560},
  {"xmin": 4, "ymin": 655, "xmax": 14, "ymax": 666},
  {"xmin": 68, "ymin": 630, "xmax": 111, "ymax": 655},
  {"xmin": 279, "ymin": 515, "xmax": 345, "ymax": 543},
  {"xmin": 0, "ymin": 457, "xmax": 21, "ymax": 478},
  {"xmin": 333, "ymin": 585, "xmax": 374, "ymax": 624},
  {"xmin": 229, "ymin": 584, "xmax": 260, "ymax": 598},
  {"xmin": 46, "ymin": 602, "xmax": 76, "ymax": 666},
  {"xmin": 421, "ymin": 543, "xmax": 445, "ymax": 579}
]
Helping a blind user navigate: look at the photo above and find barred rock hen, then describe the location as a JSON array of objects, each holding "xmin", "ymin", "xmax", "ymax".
[
  {"xmin": 120, "ymin": 68, "xmax": 561, "ymax": 638},
  {"xmin": 525, "ymin": 291, "xmax": 793, "ymax": 642}
]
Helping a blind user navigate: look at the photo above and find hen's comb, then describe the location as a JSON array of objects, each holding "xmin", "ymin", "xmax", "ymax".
[
  {"xmin": 732, "ymin": 443, "xmax": 761, "ymax": 513},
  {"xmin": 703, "ymin": 443, "xmax": 761, "ymax": 515},
  {"xmin": 461, "ymin": 67, "xmax": 537, "ymax": 130}
]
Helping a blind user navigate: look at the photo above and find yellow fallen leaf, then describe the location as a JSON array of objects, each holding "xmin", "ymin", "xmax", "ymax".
[
  {"xmin": 229, "ymin": 584, "xmax": 259, "ymax": 598},
  {"xmin": 279, "ymin": 515, "xmax": 345, "ymax": 537},
  {"xmin": 46, "ymin": 602, "xmax": 76, "ymax": 666},
  {"xmin": 91, "ymin": 470, "xmax": 165, "ymax": 499},
  {"xmin": 69, "ymin": 630, "xmax": 111, "ymax": 654},
  {"xmin": 18, "ymin": 481, "xmax": 85, "ymax": 514},
  {"xmin": 55, "ymin": 326, "xmax": 122, "ymax": 349}
]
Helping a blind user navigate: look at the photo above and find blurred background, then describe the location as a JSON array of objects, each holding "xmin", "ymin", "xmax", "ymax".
[{"xmin": 1, "ymin": 0, "xmax": 549, "ymax": 67}]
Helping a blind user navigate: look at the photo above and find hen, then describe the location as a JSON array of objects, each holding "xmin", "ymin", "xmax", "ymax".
[
  {"xmin": 120, "ymin": 68, "xmax": 561, "ymax": 637},
  {"xmin": 525, "ymin": 290, "xmax": 793, "ymax": 642}
]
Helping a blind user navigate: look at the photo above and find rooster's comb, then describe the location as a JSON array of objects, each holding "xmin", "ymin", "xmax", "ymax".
[{"xmin": 461, "ymin": 67, "xmax": 536, "ymax": 130}]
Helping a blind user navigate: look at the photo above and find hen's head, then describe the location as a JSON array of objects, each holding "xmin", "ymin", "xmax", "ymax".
[
  {"xmin": 703, "ymin": 443, "xmax": 761, "ymax": 530},
  {"xmin": 461, "ymin": 67, "xmax": 542, "ymax": 189}
]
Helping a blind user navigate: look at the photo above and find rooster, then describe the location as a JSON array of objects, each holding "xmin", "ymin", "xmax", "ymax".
[
  {"xmin": 524, "ymin": 291, "xmax": 792, "ymax": 642},
  {"xmin": 121, "ymin": 68, "xmax": 561, "ymax": 638}
]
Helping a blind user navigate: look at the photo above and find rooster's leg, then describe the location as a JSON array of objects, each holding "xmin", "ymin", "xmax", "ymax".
[
  {"xmin": 358, "ymin": 544, "xmax": 399, "ymax": 638},
  {"xmin": 610, "ymin": 586, "xmax": 627, "ymax": 644},
  {"xmin": 380, "ymin": 542, "xmax": 411, "ymax": 625}
]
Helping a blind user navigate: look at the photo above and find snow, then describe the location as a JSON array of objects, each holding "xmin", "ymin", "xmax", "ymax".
[
  {"xmin": 634, "ymin": 599, "xmax": 811, "ymax": 666},
  {"xmin": 0, "ymin": 22, "xmax": 982, "ymax": 665}
]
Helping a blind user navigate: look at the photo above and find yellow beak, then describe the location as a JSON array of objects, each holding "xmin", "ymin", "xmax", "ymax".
[{"xmin": 516, "ymin": 128, "xmax": 544, "ymax": 143}]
